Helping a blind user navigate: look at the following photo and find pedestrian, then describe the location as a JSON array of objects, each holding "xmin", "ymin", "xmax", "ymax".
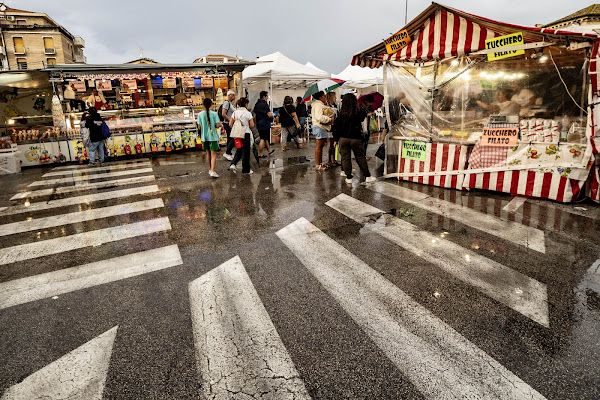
[
  {"xmin": 84, "ymin": 107, "xmax": 105, "ymax": 166},
  {"xmin": 295, "ymin": 96, "xmax": 308, "ymax": 138},
  {"xmin": 228, "ymin": 97, "xmax": 254, "ymax": 175},
  {"xmin": 360, "ymin": 94, "xmax": 375, "ymax": 156},
  {"xmin": 279, "ymin": 96, "xmax": 303, "ymax": 151},
  {"xmin": 326, "ymin": 91, "xmax": 339, "ymax": 166},
  {"xmin": 332, "ymin": 93, "xmax": 376, "ymax": 184},
  {"xmin": 86, "ymin": 89, "xmax": 106, "ymax": 110},
  {"xmin": 197, "ymin": 98, "xmax": 222, "ymax": 178},
  {"xmin": 221, "ymin": 89, "xmax": 236, "ymax": 161},
  {"xmin": 311, "ymin": 91, "xmax": 333, "ymax": 170},
  {"xmin": 254, "ymin": 91, "xmax": 275, "ymax": 158}
]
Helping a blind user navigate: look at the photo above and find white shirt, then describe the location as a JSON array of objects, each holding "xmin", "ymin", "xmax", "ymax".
[{"xmin": 233, "ymin": 108, "xmax": 253, "ymax": 133}]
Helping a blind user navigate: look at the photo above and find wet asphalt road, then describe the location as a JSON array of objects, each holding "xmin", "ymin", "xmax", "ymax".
[{"xmin": 0, "ymin": 142, "xmax": 599, "ymax": 399}]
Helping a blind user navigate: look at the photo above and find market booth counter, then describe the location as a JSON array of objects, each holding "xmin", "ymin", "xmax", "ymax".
[{"xmin": 353, "ymin": 2, "xmax": 598, "ymax": 203}]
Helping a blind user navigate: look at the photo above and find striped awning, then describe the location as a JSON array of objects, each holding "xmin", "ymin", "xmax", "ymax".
[{"xmin": 352, "ymin": 2, "xmax": 598, "ymax": 68}]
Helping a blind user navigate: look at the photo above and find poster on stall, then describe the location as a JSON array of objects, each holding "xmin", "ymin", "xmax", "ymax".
[
  {"xmin": 485, "ymin": 32, "xmax": 524, "ymax": 61},
  {"xmin": 71, "ymin": 81, "xmax": 86, "ymax": 92},
  {"xmin": 481, "ymin": 127, "xmax": 519, "ymax": 146},
  {"xmin": 122, "ymin": 80, "xmax": 137, "ymax": 90},
  {"xmin": 183, "ymin": 78, "xmax": 195, "ymax": 88},
  {"xmin": 402, "ymin": 141, "xmax": 427, "ymax": 161},
  {"xmin": 384, "ymin": 29, "xmax": 411, "ymax": 54},
  {"xmin": 96, "ymin": 80, "xmax": 112, "ymax": 91},
  {"xmin": 201, "ymin": 76, "xmax": 213, "ymax": 88},
  {"xmin": 214, "ymin": 76, "xmax": 228, "ymax": 90},
  {"xmin": 163, "ymin": 78, "xmax": 177, "ymax": 88}
]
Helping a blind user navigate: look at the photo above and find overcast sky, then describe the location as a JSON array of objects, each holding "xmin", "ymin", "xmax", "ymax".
[{"xmin": 8, "ymin": 0, "xmax": 595, "ymax": 74}]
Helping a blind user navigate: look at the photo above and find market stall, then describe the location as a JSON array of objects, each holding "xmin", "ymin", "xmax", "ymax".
[
  {"xmin": 351, "ymin": 2, "xmax": 599, "ymax": 202},
  {"xmin": 0, "ymin": 61, "xmax": 251, "ymax": 169}
]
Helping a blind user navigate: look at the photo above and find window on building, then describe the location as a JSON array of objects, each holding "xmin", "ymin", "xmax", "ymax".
[
  {"xmin": 16, "ymin": 58, "xmax": 27, "ymax": 69},
  {"xmin": 43, "ymin": 37, "xmax": 55, "ymax": 54},
  {"xmin": 46, "ymin": 58, "xmax": 56, "ymax": 65},
  {"xmin": 16, "ymin": 19, "xmax": 26, "ymax": 25},
  {"xmin": 13, "ymin": 37, "xmax": 25, "ymax": 54}
]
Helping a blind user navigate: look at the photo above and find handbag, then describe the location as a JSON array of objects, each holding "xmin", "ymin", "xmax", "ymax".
[
  {"xmin": 230, "ymin": 116, "xmax": 246, "ymax": 138},
  {"xmin": 283, "ymin": 105, "xmax": 300, "ymax": 139},
  {"xmin": 375, "ymin": 143, "xmax": 386, "ymax": 160}
]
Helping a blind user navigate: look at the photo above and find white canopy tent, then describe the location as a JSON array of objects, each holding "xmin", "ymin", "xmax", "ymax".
[
  {"xmin": 334, "ymin": 64, "xmax": 383, "ymax": 92},
  {"xmin": 242, "ymin": 52, "xmax": 330, "ymax": 108}
]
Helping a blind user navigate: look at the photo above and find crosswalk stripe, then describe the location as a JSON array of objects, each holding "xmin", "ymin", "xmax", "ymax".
[
  {"xmin": 503, "ymin": 197, "xmax": 528, "ymax": 213},
  {"xmin": 276, "ymin": 218, "xmax": 545, "ymax": 400},
  {"xmin": 0, "ymin": 185, "xmax": 160, "ymax": 216},
  {"xmin": 29, "ymin": 168, "xmax": 154, "ymax": 187},
  {"xmin": 52, "ymin": 158, "xmax": 150, "ymax": 170},
  {"xmin": 189, "ymin": 256, "xmax": 311, "ymax": 399},
  {"xmin": 0, "ymin": 198, "xmax": 164, "ymax": 237},
  {"xmin": 326, "ymin": 194, "xmax": 549, "ymax": 327},
  {"xmin": 10, "ymin": 175, "xmax": 156, "ymax": 200},
  {"xmin": 0, "ymin": 326, "xmax": 117, "ymax": 400},
  {"xmin": 368, "ymin": 181, "xmax": 546, "ymax": 253},
  {"xmin": 0, "ymin": 217, "xmax": 171, "ymax": 266},
  {"xmin": 0, "ymin": 245, "xmax": 182, "ymax": 310},
  {"xmin": 43, "ymin": 161, "xmax": 152, "ymax": 177}
]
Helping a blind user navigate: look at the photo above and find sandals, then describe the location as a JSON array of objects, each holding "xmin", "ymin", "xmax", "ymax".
[
  {"xmin": 315, "ymin": 164, "xmax": 327, "ymax": 171},
  {"xmin": 282, "ymin": 146, "xmax": 288, "ymax": 151}
]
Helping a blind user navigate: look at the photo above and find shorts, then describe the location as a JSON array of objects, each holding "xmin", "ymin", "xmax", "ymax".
[
  {"xmin": 205, "ymin": 141, "xmax": 220, "ymax": 151},
  {"xmin": 258, "ymin": 128, "xmax": 270, "ymax": 141},
  {"xmin": 313, "ymin": 125, "xmax": 330, "ymax": 140},
  {"xmin": 298, "ymin": 117, "xmax": 306, "ymax": 127}
]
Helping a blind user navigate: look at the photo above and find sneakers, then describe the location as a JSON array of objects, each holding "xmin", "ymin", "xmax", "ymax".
[
  {"xmin": 209, "ymin": 170, "xmax": 219, "ymax": 178},
  {"xmin": 345, "ymin": 178, "xmax": 353, "ymax": 184},
  {"xmin": 268, "ymin": 149, "xmax": 275, "ymax": 156},
  {"xmin": 229, "ymin": 164, "xmax": 237, "ymax": 172},
  {"xmin": 340, "ymin": 171, "xmax": 346, "ymax": 177},
  {"xmin": 365, "ymin": 176, "xmax": 376, "ymax": 184},
  {"xmin": 242, "ymin": 169, "xmax": 254, "ymax": 175},
  {"xmin": 223, "ymin": 153, "xmax": 234, "ymax": 161}
]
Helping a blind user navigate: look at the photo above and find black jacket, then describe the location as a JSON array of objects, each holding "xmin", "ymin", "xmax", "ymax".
[
  {"xmin": 332, "ymin": 109, "xmax": 367, "ymax": 142},
  {"xmin": 85, "ymin": 115, "xmax": 104, "ymax": 143}
]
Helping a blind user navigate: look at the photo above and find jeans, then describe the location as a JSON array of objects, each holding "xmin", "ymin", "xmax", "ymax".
[
  {"xmin": 224, "ymin": 123, "xmax": 235, "ymax": 155},
  {"xmin": 339, "ymin": 137, "xmax": 370, "ymax": 178},
  {"xmin": 231, "ymin": 132, "xmax": 251, "ymax": 173},
  {"xmin": 89, "ymin": 140, "xmax": 105, "ymax": 164}
]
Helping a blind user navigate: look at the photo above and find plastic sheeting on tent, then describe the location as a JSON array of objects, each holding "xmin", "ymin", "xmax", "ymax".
[
  {"xmin": 242, "ymin": 52, "xmax": 330, "ymax": 108},
  {"xmin": 334, "ymin": 65, "xmax": 383, "ymax": 89}
]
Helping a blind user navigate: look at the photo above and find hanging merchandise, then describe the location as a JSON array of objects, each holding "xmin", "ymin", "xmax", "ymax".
[{"xmin": 51, "ymin": 95, "xmax": 66, "ymax": 132}]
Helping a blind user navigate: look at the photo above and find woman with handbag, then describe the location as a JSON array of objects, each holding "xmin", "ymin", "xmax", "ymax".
[
  {"xmin": 197, "ymin": 98, "xmax": 222, "ymax": 178},
  {"xmin": 279, "ymin": 96, "xmax": 303, "ymax": 151},
  {"xmin": 228, "ymin": 97, "xmax": 255, "ymax": 174}
]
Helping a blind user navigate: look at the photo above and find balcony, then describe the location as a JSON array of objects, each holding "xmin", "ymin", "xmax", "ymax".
[
  {"xmin": 74, "ymin": 54, "xmax": 87, "ymax": 63},
  {"xmin": 74, "ymin": 36, "xmax": 85, "ymax": 48}
]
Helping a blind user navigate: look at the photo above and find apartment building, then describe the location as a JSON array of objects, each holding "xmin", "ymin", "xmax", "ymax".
[{"xmin": 0, "ymin": 3, "xmax": 86, "ymax": 70}]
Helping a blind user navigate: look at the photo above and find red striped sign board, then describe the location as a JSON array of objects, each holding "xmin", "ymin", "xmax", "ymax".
[
  {"xmin": 463, "ymin": 170, "xmax": 585, "ymax": 203},
  {"xmin": 396, "ymin": 142, "xmax": 471, "ymax": 190}
]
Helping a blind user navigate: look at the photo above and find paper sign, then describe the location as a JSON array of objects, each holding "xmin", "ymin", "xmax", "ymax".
[
  {"xmin": 162, "ymin": 78, "xmax": 177, "ymax": 88},
  {"xmin": 183, "ymin": 78, "xmax": 195, "ymax": 88},
  {"xmin": 402, "ymin": 141, "xmax": 427, "ymax": 161},
  {"xmin": 385, "ymin": 29, "xmax": 411, "ymax": 54},
  {"xmin": 96, "ymin": 80, "xmax": 112, "ymax": 91},
  {"xmin": 201, "ymin": 76, "xmax": 213, "ymax": 88},
  {"xmin": 71, "ymin": 81, "xmax": 86, "ymax": 92},
  {"xmin": 215, "ymin": 75, "xmax": 228, "ymax": 90},
  {"xmin": 122, "ymin": 80, "xmax": 137, "ymax": 90},
  {"xmin": 482, "ymin": 127, "xmax": 519, "ymax": 146},
  {"xmin": 485, "ymin": 32, "xmax": 524, "ymax": 61}
]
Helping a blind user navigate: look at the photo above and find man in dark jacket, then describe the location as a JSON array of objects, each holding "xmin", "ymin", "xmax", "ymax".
[
  {"xmin": 85, "ymin": 107, "xmax": 106, "ymax": 166},
  {"xmin": 254, "ymin": 91, "xmax": 274, "ymax": 157}
]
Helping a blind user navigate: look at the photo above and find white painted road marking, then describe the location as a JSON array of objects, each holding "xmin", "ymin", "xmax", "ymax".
[
  {"xmin": 0, "ymin": 217, "xmax": 171, "ymax": 266},
  {"xmin": 369, "ymin": 181, "xmax": 546, "ymax": 253},
  {"xmin": 1, "ymin": 326, "xmax": 117, "ymax": 400},
  {"xmin": 52, "ymin": 158, "xmax": 150, "ymax": 170},
  {"xmin": 0, "ymin": 198, "xmax": 164, "ymax": 237},
  {"xmin": 277, "ymin": 218, "xmax": 545, "ymax": 400},
  {"xmin": 29, "ymin": 168, "xmax": 154, "ymax": 187},
  {"xmin": 504, "ymin": 197, "xmax": 528, "ymax": 213},
  {"xmin": 189, "ymin": 256, "xmax": 311, "ymax": 399},
  {"xmin": 43, "ymin": 161, "xmax": 152, "ymax": 177},
  {"xmin": 0, "ymin": 245, "xmax": 182, "ymax": 310},
  {"xmin": 0, "ymin": 185, "xmax": 160, "ymax": 216},
  {"xmin": 10, "ymin": 175, "xmax": 156, "ymax": 200},
  {"xmin": 327, "ymin": 194, "xmax": 549, "ymax": 327}
]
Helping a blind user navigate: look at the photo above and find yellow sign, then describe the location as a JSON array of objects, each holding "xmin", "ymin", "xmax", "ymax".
[
  {"xmin": 485, "ymin": 32, "xmax": 524, "ymax": 61},
  {"xmin": 385, "ymin": 29, "xmax": 411, "ymax": 54}
]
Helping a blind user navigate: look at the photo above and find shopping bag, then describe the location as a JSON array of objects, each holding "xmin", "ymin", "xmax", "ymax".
[
  {"xmin": 234, "ymin": 138, "xmax": 243, "ymax": 149},
  {"xmin": 368, "ymin": 115, "xmax": 378, "ymax": 134},
  {"xmin": 375, "ymin": 143, "xmax": 386, "ymax": 160}
]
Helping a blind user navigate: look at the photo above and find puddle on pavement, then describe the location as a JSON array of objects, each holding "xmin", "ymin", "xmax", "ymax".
[{"xmin": 269, "ymin": 156, "xmax": 311, "ymax": 169}]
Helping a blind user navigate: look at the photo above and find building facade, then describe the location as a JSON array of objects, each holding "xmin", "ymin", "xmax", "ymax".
[
  {"xmin": 0, "ymin": 3, "xmax": 85, "ymax": 70},
  {"xmin": 543, "ymin": 4, "xmax": 600, "ymax": 30}
]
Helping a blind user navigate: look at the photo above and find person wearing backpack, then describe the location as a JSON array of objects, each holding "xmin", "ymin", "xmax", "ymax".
[
  {"xmin": 85, "ymin": 107, "xmax": 106, "ymax": 166},
  {"xmin": 220, "ymin": 90, "xmax": 236, "ymax": 161}
]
